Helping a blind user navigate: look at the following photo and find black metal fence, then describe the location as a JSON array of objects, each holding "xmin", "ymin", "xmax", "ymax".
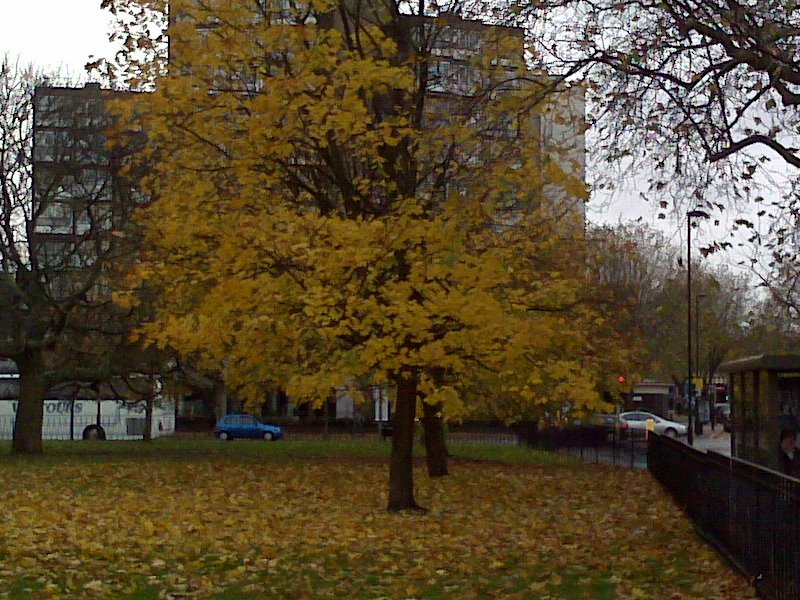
[
  {"xmin": 648, "ymin": 433, "xmax": 800, "ymax": 599},
  {"xmin": 275, "ymin": 422, "xmax": 650, "ymax": 468},
  {"xmin": 523, "ymin": 426, "xmax": 649, "ymax": 469}
]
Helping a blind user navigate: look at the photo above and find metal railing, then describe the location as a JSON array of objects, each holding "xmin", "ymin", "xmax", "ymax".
[
  {"xmin": 260, "ymin": 422, "xmax": 651, "ymax": 468},
  {"xmin": 648, "ymin": 433, "xmax": 800, "ymax": 599},
  {"xmin": 521, "ymin": 426, "xmax": 649, "ymax": 469}
]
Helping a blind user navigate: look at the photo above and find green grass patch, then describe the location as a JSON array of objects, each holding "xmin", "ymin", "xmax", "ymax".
[{"xmin": 1, "ymin": 436, "xmax": 572, "ymax": 468}]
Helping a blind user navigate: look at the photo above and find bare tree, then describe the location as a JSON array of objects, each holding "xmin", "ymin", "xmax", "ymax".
[
  {"xmin": 512, "ymin": 0, "xmax": 800, "ymax": 311},
  {"xmin": 0, "ymin": 56, "xmax": 150, "ymax": 453},
  {"xmin": 588, "ymin": 223, "xmax": 758, "ymax": 383},
  {"xmin": 523, "ymin": 0, "xmax": 800, "ymax": 176}
]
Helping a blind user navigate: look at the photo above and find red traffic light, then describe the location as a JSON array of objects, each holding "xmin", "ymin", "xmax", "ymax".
[{"xmin": 618, "ymin": 376, "xmax": 626, "ymax": 383}]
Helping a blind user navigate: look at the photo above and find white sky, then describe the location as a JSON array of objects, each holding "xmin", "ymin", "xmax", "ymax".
[{"xmin": 0, "ymin": 0, "xmax": 116, "ymax": 79}]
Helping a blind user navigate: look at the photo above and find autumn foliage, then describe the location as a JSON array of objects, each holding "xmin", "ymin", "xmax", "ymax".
[
  {"xmin": 0, "ymin": 442, "xmax": 755, "ymax": 599},
  {"xmin": 104, "ymin": 0, "xmax": 631, "ymax": 508}
]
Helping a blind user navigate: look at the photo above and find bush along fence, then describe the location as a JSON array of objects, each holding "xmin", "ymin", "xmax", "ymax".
[{"xmin": 648, "ymin": 433, "xmax": 800, "ymax": 600}]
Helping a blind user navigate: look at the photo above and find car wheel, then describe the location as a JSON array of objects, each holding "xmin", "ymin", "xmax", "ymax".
[
  {"xmin": 82, "ymin": 424, "xmax": 107, "ymax": 440},
  {"xmin": 218, "ymin": 431, "xmax": 230, "ymax": 441},
  {"xmin": 263, "ymin": 431, "xmax": 274, "ymax": 441},
  {"xmin": 665, "ymin": 427, "xmax": 678, "ymax": 438}
]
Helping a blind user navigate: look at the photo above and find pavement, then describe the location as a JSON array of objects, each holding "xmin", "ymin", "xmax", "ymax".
[{"xmin": 682, "ymin": 428, "xmax": 731, "ymax": 456}]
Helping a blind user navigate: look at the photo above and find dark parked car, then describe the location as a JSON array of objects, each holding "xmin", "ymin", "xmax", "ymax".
[
  {"xmin": 591, "ymin": 413, "xmax": 627, "ymax": 431},
  {"xmin": 213, "ymin": 413, "xmax": 284, "ymax": 441},
  {"xmin": 588, "ymin": 413, "xmax": 629, "ymax": 441}
]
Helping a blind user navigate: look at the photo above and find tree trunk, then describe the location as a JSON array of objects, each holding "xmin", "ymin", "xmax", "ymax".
[
  {"xmin": 422, "ymin": 400, "xmax": 448, "ymax": 477},
  {"xmin": 143, "ymin": 395, "xmax": 153, "ymax": 441},
  {"xmin": 516, "ymin": 420, "xmax": 538, "ymax": 447},
  {"xmin": 213, "ymin": 380, "xmax": 227, "ymax": 420},
  {"xmin": 12, "ymin": 348, "xmax": 47, "ymax": 454},
  {"xmin": 323, "ymin": 398, "xmax": 330, "ymax": 441},
  {"xmin": 277, "ymin": 389, "xmax": 289, "ymax": 417},
  {"xmin": 388, "ymin": 372, "xmax": 424, "ymax": 511}
]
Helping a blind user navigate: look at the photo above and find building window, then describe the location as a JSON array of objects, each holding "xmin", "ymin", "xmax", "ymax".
[
  {"xmin": 37, "ymin": 239, "xmax": 74, "ymax": 268},
  {"xmin": 36, "ymin": 202, "xmax": 74, "ymax": 234},
  {"xmin": 126, "ymin": 418, "xmax": 146, "ymax": 436}
]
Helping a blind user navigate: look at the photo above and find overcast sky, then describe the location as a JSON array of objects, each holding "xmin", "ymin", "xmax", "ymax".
[{"xmin": 0, "ymin": 0, "xmax": 116, "ymax": 79}]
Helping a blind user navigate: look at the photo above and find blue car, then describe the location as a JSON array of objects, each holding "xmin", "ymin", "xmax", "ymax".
[{"xmin": 213, "ymin": 413, "xmax": 284, "ymax": 441}]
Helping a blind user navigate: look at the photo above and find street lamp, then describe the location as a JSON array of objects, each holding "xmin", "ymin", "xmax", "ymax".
[
  {"xmin": 695, "ymin": 292, "xmax": 707, "ymax": 436},
  {"xmin": 695, "ymin": 293, "xmax": 706, "ymax": 377},
  {"xmin": 686, "ymin": 208, "xmax": 709, "ymax": 446}
]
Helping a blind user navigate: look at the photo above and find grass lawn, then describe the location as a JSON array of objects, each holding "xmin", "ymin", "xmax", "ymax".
[{"xmin": 0, "ymin": 439, "xmax": 755, "ymax": 599}]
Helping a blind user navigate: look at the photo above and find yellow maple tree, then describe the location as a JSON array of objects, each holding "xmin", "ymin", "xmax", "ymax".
[{"xmin": 105, "ymin": 0, "xmax": 626, "ymax": 510}]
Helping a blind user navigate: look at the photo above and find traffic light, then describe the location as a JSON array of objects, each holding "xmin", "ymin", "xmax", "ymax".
[{"xmin": 618, "ymin": 376, "xmax": 626, "ymax": 383}]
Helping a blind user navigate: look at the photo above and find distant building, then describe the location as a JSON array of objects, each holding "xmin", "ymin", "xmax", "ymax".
[
  {"xmin": 170, "ymin": 5, "xmax": 586, "ymax": 220},
  {"xmin": 421, "ymin": 13, "xmax": 585, "ymax": 220},
  {"xmin": 626, "ymin": 380, "xmax": 677, "ymax": 417},
  {"xmin": 32, "ymin": 83, "xmax": 142, "ymax": 300}
]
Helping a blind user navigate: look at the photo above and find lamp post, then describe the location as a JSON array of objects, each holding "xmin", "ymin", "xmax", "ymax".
[
  {"xmin": 695, "ymin": 293, "xmax": 707, "ymax": 436},
  {"xmin": 686, "ymin": 209, "xmax": 709, "ymax": 446},
  {"xmin": 695, "ymin": 294, "xmax": 706, "ymax": 377}
]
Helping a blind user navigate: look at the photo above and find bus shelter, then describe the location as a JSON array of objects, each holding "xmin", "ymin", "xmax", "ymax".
[{"xmin": 719, "ymin": 354, "xmax": 800, "ymax": 469}]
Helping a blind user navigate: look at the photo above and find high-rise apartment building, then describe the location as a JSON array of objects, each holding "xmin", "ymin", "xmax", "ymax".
[
  {"xmin": 32, "ymin": 83, "xmax": 140, "ymax": 299},
  {"xmin": 418, "ymin": 12, "xmax": 586, "ymax": 220}
]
